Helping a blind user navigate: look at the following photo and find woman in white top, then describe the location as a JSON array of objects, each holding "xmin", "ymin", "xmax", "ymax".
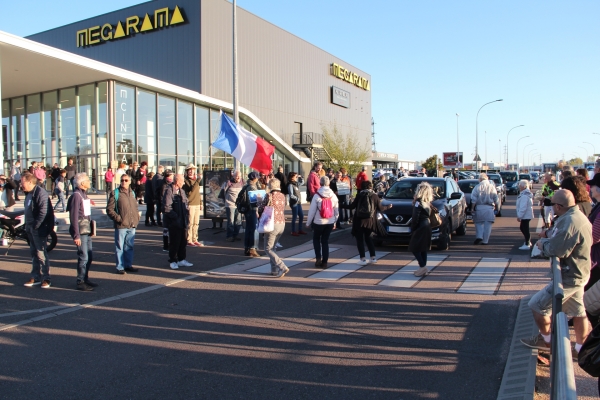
[
  {"xmin": 471, "ymin": 173, "xmax": 500, "ymax": 245},
  {"xmin": 516, "ymin": 179, "xmax": 534, "ymax": 250},
  {"xmin": 306, "ymin": 176, "xmax": 339, "ymax": 269}
]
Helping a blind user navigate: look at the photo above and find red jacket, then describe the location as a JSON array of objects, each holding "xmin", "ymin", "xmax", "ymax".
[
  {"xmin": 355, "ymin": 171, "xmax": 367, "ymax": 190},
  {"xmin": 307, "ymin": 171, "xmax": 320, "ymax": 196}
]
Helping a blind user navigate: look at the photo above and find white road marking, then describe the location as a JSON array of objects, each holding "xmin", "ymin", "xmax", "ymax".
[
  {"xmin": 308, "ymin": 252, "xmax": 390, "ymax": 281},
  {"xmin": 457, "ymin": 257, "xmax": 509, "ymax": 295},
  {"xmin": 0, "ymin": 304, "xmax": 79, "ymax": 319},
  {"xmin": 247, "ymin": 248, "xmax": 340, "ymax": 274},
  {"xmin": 378, "ymin": 255, "xmax": 448, "ymax": 288}
]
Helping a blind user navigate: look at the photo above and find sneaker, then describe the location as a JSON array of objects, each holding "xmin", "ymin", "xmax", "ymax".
[
  {"xmin": 116, "ymin": 269, "xmax": 126, "ymax": 275},
  {"xmin": 370, "ymin": 257, "xmax": 377, "ymax": 264},
  {"xmin": 315, "ymin": 258, "xmax": 322, "ymax": 267},
  {"xmin": 298, "ymin": 231, "xmax": 308, "ymax": 235},
  {"xmin": 76, "ymin": 281, "xmax": 94, "ymax": 291},
  {"xmin": 277, "ymin": 267, "xmax": 290, "ymax": 278},
  {"xmin": 178, "ymin": 260, "xmax": 193, "ymax": 267},
  {"xmin": 276, "ymin": 242, "xmax": 283, "ymax": 248},
  {"xmin": 226, "ymin": 237, "xmax": 235, "ymax": 242},
  {"xmin": 124, "ymin": 267, "xmax": 139, "ymax": 273},
  {"xmin": 520, "ymin": 334, "xmax": 550, "ymax": 351},
  {"xmin": 24, "ymin": 278, "xmax": 41, "ymax": 287},
  {"xmin": 193, "ymin": 241, "xmax": 204, "ymax": 247},
  {"xmin": 414, "ymin": 266, "xmax": 428, "ymax": 277},
  {"xmin": 187, "ymin": 242, "xmax": 197, "ymax": 247},
  {"xmin": 41, "ymin": 280, "xmax": 51, "ymax": 289},
  {"xmin": 474, "ymin": 238, "xmax": 482, "ymax": 245},
  {"xmin": 358, "ymin": 258, "xmax": 368, "ymax": 266},
  {"xmin": 291, "ymin": 232, "xmax": 300, "ymax": 237},
  {"xmin": 169, "ymin": 262, "xmax": 179, "ymax": 270},
  {"xmin": 519, "ymin": 243, "xmax": 531, "ymax": 250},
  {"xmin": 84, "ymin": 280, "xmax": 99, "ymax": 288}
]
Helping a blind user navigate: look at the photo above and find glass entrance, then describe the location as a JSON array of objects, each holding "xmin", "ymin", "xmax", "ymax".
[{"xmin": 76, "ymin": 156, "xmax": 97, "ymax": 192}]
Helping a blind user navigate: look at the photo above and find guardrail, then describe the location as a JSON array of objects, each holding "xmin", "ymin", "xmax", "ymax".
[{"xmin": 549, "ymin": 256, "xmax": 577, "ymax": 400}]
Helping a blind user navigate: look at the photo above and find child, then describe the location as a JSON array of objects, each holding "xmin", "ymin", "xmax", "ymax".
[{"xmin": 54, "ymin": 169, "xmax": 67, "ymax": 212}]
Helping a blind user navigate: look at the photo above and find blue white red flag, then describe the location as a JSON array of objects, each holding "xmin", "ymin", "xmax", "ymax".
[{"xmin": 212, "ymin": 112, "xmax": 275, "ymax": 174}]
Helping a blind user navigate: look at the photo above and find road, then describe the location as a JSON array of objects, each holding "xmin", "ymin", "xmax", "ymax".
[{"xmin": 0, "ymin": 185, "xmax": 555, "ymax": 399}]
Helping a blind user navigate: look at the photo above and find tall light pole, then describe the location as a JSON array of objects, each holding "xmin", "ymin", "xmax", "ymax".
[
  {"xmin": 232, "ymin": 0, "xmax": 240, "ymax": 170},
  {"xmin": 584, "ymin": 141, "xmax": 596, "ymax": 158},
  {"xmin": 528, "ymin": 149, "xmax": 538, "ymax": 167},
  {"xmin": 456, "ymin": 113, "xmax": 460, "ymax": 168},
  {"xmin": 476, "ymin": 99, "xmax": 503, "ymax": 172},
  {"xmin": 516, "ymin": 135, "xmax": 530, "ymax": 171},
  {"xmin": 506, "ymin": 124, "xmax": 524, "ymax": 167},
  {"xmin": 522, "ymin": 143, "xmax": 534, "ymax": 169},
  {"xmin": 579, "ymin": 146, "xmax": 589, "ymax": 162},
  {"xmin": 530, "ymin": 152, "xmax": 540, "ymax": 167}
]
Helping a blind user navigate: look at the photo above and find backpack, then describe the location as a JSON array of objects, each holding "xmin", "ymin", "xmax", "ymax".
[
  {"xmin": 356, "ymin": 190, "xmax": 374, "ymax": 219},
  {"xmin": 315, "ymin": 193, "xmax": 333, "ymax": 219},
  {"xmin": 236, "ymin": 185, "xmax": 250, "ymax": 214}
]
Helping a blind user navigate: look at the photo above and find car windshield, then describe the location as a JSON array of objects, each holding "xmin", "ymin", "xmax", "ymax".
[
  {"xmin": 458, "ymin": 181, "xmax": 477, "ymax": 193},
  {"xmin": 520, "ymin": 174, "xmax": 531, "ymax": 180},
  {"xmin": 385, "ymin": 180, "xmax": 445, "ymax": 199},
  {"xmin": 488, "ymin": 175, "xmax": 502, "ymax": 185},
  {"xmin": 500, "ymin": 172, "xmax": 518, "ymax": 182}
]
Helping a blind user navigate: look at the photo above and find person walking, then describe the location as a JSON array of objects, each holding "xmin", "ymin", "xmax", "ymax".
[
  {"xmin": 541, "ymin": 172, "xmax": 561, "ymax": 228},
  {"xmin": 152, "ymin": 165, "xmax": 165, "ymax": 226},
  {"xmin": 144, "ymin": 172, "xmax": 156, "ymax": 226},
  {"xmin": 134, "ymin": 161, "xmax": 148, "ymax": 204},
  {"xmin": 342, "ymin": 180, "xmax": 392, "ymax": 266},
  {"xmin": 50, "ymin": 163, "xmax": 61, "ymax": 199},
  {"xmin": 64, "ymin": 159, "xmax": 77, "ymax": 197},
  {"xmin": 104, "ymin": 166, "xmax": 114, "ymax": 200},
  {"xmin": 306, "ymin": 161, "xmax": 322, "ymax": 203},
  {"xmin": 516, "ymin": 179, "xmax": 534, "ymax": 250},
  {"xmin": 106, "ymin": 172, "xmax": 140, "ymax": 274},
  {"xmin": 53, "ymin": 169, "xmax": 67, "ymax": 212},
  {"xmin": 224, "ymin": 170, "xmax": 244, "ymax": 242},
  {"xmin": 287, "ymin": 172, "xmax": 306, "ymax": 236},
  {"xmin": 163, "ymin": 174, "xmax": 193, "ymax": 270},
  {"xmin": 259, "ymin": 179, "xmax": 289, "ymax": 277},
  {"xmin": 68, "ymin": 172, "xmax": 97, "ymax": 291},
  {"xmin": 10, "ymin": 161, "xmax": 21, "ymax": 201},
  {"xmin": 355, "ymin": 166, "xmax": 368, "ymax": 193},
  {"xmin": 521, "ymin": 190, "xmax": 591, "ymax": 356},
  {"xmin": 21, "ymin": 172, "xmax": 55, "ymax": 288},
  {"xmin": 182, "ymin": 164, "xmax": 203, "ymax": 247},
  {"xmin": 409, "ymin": 182, "xmax": 433, "ymax": 277},
  {"xmin": 306, "ymin": 176, "xmax": 339, "ymax": 269},
  {"xmin": 242, "ymin": 172, "xmax": 261, "ymax": 257},
  {"xmin": 471, "ymin": 173, "xmax": 500, "ymax": 245}
]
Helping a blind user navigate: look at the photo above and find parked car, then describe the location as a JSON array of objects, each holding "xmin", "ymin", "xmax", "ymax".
[
  {"xmin": 487, "ymin": 173, "xmax": 507, "ymax": 203},
  {"xmin": 499, "ymin": 171, "xmax": 520, "ymax": 194},
  {"xmin": 530, "ymin": 171, "xmax": 540, "ymax": 183},
  {"xmin": 374, "ymin": 177, "xmax": 467, "ymax": 250},
  {"xmin": 458, "ymin": 178, "xmax": 503, "ymax": 219}
]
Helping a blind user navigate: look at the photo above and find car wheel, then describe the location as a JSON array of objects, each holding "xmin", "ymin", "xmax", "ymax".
[
  {"xmin": 455, "ymin": 219, "xmax": 467, "ymax": 236},
  {"xmin": 437, "ymin": 225, "xmax": 450, "ymax": 251}
]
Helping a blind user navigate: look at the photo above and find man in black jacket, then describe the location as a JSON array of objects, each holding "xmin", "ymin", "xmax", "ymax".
[
  {"xmin": 106, "ymin": 172, "xmax": 140, "ymax": 274},
  {"xmin": 152, "ymin": 165, "xmax": 165, "ymax": 226},
  {"xmin": 22, "ymin": 172, "xmax": 55, "ymax": 288},
  {"xmin": 163, "ymin": 174, "xmax": 192, "ymax": 269}
]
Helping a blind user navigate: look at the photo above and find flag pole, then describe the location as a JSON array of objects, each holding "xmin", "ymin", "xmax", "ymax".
[{"xmin": 232, "ymin": 0, "xmax": 240, "ymax": 171}]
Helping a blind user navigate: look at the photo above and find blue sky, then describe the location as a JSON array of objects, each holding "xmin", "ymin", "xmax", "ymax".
[{"xmin": 2, "ymin": 0, "xmax": 599, "ymax": 165}]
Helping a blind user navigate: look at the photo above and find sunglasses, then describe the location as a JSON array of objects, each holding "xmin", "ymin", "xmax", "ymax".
[{"xmin": 121, "ymin": 179, "xmax": 130, "ymax": 182}]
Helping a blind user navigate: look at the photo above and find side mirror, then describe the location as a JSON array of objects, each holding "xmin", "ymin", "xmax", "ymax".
[{"xmin": 450, "ymin": 192, "xmax": 462, "ymax": 200}]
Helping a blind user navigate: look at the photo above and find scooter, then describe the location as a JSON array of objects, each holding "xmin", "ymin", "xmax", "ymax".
[{"xmin": 0, "ymin": 209, "xmax": 58, "ymax": 255}]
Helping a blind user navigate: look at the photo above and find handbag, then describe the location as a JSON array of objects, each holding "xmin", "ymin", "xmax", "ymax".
[
  {"xmin": 78, "ymin": 218, "xmax": 92, "ymax": 236},
  {"xmin": 429, "ymin": 205, "xmax": 442, "ymax": 229},
  {"xmin": 257, "ymin": 196, "xmax": 275, "ymax": 233},
  {"xmin": 578, "ymin": 323, "xmax": 600, "ymax": 377}
]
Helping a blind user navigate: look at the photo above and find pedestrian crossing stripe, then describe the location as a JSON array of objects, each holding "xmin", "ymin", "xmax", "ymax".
[
  {"xmin": 457, "ymin": 257, "xmax": 509, "ymax": 295},
  {"xmin": 378, "ymin": 255, "xmax": 448, "ymax": 288},
  {"xmin": 246, "ymin": 248, "xmax": 341, "ymax": 274},
  {"xmin": 308, "ymin": 252, "xmax": 390, "ymax": 281}
]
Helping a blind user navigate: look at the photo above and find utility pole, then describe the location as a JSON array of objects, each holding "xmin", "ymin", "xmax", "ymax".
[{"xmin": 371, "ymin": 117, "xmax": 376, "ymax": 152}]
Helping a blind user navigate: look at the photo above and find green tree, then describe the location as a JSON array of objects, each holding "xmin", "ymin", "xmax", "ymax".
[
  {"xmin": 568, "ymin": 157, "xmax": 583, "ymax": 166},
  {"xmin": 321, "ymin": 123, "xmax": 371, "ymax": 178},
  {"xmin": 421, "ymin": 154, "xmax": 443, "ymax": 175}
]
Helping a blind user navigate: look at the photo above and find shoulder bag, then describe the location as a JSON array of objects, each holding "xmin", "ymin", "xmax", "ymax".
[
  {"xmin": 429, "ymin": 205, "xmax": 442, "ymax": 229},
  {"xmin": 257, "ymin": 195, "xmax": 274, "ymax": 233}
]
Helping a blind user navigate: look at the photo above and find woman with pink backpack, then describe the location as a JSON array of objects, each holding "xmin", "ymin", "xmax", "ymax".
[{"xmin": 306, "ymin": 176, "xmax": 339, "ymax": 269}]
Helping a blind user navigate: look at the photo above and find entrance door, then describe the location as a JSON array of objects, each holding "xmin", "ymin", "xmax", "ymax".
[{"xmin": 76, "ymin": 156, "xmax": 97, "ymax": 192}]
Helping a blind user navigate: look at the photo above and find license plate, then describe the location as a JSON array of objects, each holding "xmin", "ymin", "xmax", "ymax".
[
  {"xmin": 467, "ymin": 215, "xmax": 472, "ymax": 220},
  {"xmin": 388, "ymin": 226, "xmax": 410, "ymax": 233}
]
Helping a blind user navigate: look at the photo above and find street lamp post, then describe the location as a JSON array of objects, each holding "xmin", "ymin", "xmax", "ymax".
[
  {"xmin": 522, "ymin": 143, "xmax": 534, "ymax": 169},
  {"xmin": 456, "ymin": 113, "xmax": 460, "ymax": 168},
  {"xmin": 476, "ymin": 99, "xmax": 503, "ymax": 172},
  {"xmin": 528, "ymin": 149, "xmax": 538, "ymax": 167},
  {"xmin": 579, "ymin": 146, "xmax": 589, "ymax": 162},
  {"xmin": 515, "ymin": 135, "xmax": 530, "ymax": 171},
  {"xmin": 530, "ymin": 152, "xmax": 540, "ymax": 167},
  {"xmin": 584, "ymin": 142, "xmax": 596, "ymax": 158},
  {"xmin": 506, "ymin": 124, "xmax": 524, "ymax": 167}
]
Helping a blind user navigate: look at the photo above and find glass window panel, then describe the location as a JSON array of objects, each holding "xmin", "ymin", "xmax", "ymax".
[
  {"xmin": 42, "ymin": 91, "xmax": 59, "ymax": 165},
  {"xmin": 115, "ymin": 83, "xmax": 135, "ymax": 166},
  {"xmin": 78, "ymin": 84, "xmax": 95, "ymax": 155},
  {"xmin": 137, "ymin": 89, "xmax": 156, "ymax": 156},
  {"xmin": 59, "ymin": 88, "xmax": 77, "ymax": 160},
  {"xmin": 2, "ymin": 100, "xmax": 10, "ymax": 163},
  {"xmin": 210, "ymin": 109, "xmax": 221, "ymax": 156},
  {"xmin": 195, "ymin": 106, "xmax": 209, "ymax": 168},
  {"xmin": 10, "ymin": 97, "xmax": 25, "ymax": 163},
  {"xmin": 97, "ymin": 82, "xmax": 108, "ymax": 154},
  {"xmin": 158, "ymin": 155, "xmax": 176, "ymax": 172},
  {"xmin": 26, "ymin": 94, "xmax": 42, "ymax": 160},
  {"xmin": 158, "ymin": 95, "xmax": 175, "ymax": 155},
  {"xmin": 177, "ymin": 100, "xmax": 193, "ymax": 165}
]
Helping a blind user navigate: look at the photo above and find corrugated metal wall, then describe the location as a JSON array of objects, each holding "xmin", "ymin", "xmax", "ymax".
[
  {"xmin": 27, "ymin": 0, "xmax": 201, "ymax": 93},
  {"xmin": 200, "ymin": 0, "xmax": 372, "ymax": 147}
]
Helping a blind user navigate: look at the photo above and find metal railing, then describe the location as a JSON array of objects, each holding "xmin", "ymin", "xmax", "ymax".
[
  {"xmin": 292, "ymin": 132, "xmax": 323, "ymax": 146},
  {"xmin": 549, "ymin": 256, "xmax": 577, "ymax": 400}
]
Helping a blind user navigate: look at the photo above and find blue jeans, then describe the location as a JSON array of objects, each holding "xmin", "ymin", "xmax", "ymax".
[
  {"xmin": 312, "ymin": 223, "xmax": 334, "ymax": 262},
  {"xmin": 291, "ymin": 204, "xmax": 304, "ymax": 233},
  {"xmin": 226, "ymin": 206, "xmax": 242, "ymax": 239},
  {"xmin": 66, "ymin": 178, "xmax": 75, "ymax": 197},
  {"xmin": 76, "ymin": 234, "xmax": 93, "ymax": 282},
  {"xmin": 115, "ymin": 228, "xmax": 136, "ymax": 271},
  {"xmin": 26, "ymin": 227, "xmax": 50, "ymax": 281},
  {"xmin": 244, "ymin": 211, "xmax": 258, "ymax": 250},
  {"xmin": 54, "ymin": 191, "xmax": 66, "ymax": 212}
]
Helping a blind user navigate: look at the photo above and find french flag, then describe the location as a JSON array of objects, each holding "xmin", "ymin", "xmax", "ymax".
[{"xmin": 212, "ymin": 112, "xmax": 275, "ymax": 174}]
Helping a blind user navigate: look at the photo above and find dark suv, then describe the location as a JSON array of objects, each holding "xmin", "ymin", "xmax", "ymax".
[
  {"xmin": 375, "ymin": 177, "xmax": 468, "ymax": 250},
  {"xmin": 499, "ymin": 171, "xmax": 519, "ymax": 194}
]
